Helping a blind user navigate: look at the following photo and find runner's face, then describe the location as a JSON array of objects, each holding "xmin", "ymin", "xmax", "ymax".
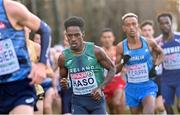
[
  {"xmin": 158, "ymin": 16, "xmax": 172, "ymax": 34},
  {"xmin": 141, "ymin": 24, "xmax": 154, "ymax": 39},
  {"xmin": 66, "ymin": 26, "xmax": 84, "ymax": 51},
  {"xmin": 123, "ymin": 17, "xmax": 139, "ymax": 38},
  {"xmin": 33, "ymin": 34, "xmax": 41, "ymax": 44},
  {"xmin": 100, "ymin": 31, "xmax": 115, "ymax": 48}
]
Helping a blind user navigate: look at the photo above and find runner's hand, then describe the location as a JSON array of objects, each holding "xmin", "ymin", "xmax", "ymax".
[
  {"xmin": 60, "ymin": 78, "xmax": 68, "ymax": 89},
  {"xmin": 149, "ymin": 65, "xmax": 157, "ymax": 78},
  {"xmin": 28, "ymin": 63, "xmax": 46, "ymax": 84},
  {"xmin": 122, "ymin": 55, "xmax": 131, "ymax": 65},
  {"xmin": 91, "ymin": 87, "xmax": 103, "ymax": 101}
]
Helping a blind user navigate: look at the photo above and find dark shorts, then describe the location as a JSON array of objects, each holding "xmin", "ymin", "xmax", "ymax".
[
  {"xmin": 0, "ymin": 79, "xmax": 36, "ymax": 114},
  {"xmin": 72, "ymin": 94, "xmax": 106, "ymax": 114},
  {"xmin": 153, "ymin": 76, "xmax": 161, "ymax": 97},
  {"xmin": 61, "ymin": 88, "xmax": 73, "ymax": 114},
  {"xmin": 161, "ymin": 80, "xmax": 180, "ymax": 105}
]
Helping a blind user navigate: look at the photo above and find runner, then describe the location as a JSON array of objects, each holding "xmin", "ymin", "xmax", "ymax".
[
  {"xmin": 116, "ymin": 13, "xmax": 164, "ymax": 114},
  {"xmin": 140, "ymin": 20, "xmax": 167, "ymax": 114},
  {"xmin": 100, "ymin": 28, "xmax": 126, "ymax": 114},
  {"xmin": 156, "ymin": 12, "xmax": 180, "ymax": 114},
  {"xmin": 0, "ymin": 0, "xmax": 51, "ymax": 114},
  {"xmin": 59, "ymin": 16, "xmax": 115, "ymax": 114}
]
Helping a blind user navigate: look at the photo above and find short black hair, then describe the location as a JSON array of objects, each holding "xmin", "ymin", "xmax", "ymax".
[
  {"xmin": 157, "ymin": 12, "xmax": 172, "ymax": 22},
  {"xmin": 64, "ymin": 16, "xmax": 85, "ymax": 31},
  {"xmin": 140, "ymin": 20, "xmax": 154, "ymax": 29},
  {"xmin": 100, "ymin": 28, "xmax": 114, "ymax": 36}
]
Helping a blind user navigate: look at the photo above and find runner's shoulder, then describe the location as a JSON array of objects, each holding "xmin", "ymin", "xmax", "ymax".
[{"xmin": 58, "ymin": 53, "xmax": 65, "ymax": 66}]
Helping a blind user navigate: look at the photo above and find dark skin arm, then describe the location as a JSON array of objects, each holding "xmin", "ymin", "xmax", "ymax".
[
  {"xmin": 91, "ymin": 46, "xmax": 115, "ymax": 100},
  {"xmin": 115, "ymin": 42, "xmax": 124, "ymax": 74},
  {"xmin": 147, "ymin": 38, "xmax": 164, "ymax": 66},
  {"xmin": 58, "ymin": 53, "xmax": 68, "ymax": 89}
]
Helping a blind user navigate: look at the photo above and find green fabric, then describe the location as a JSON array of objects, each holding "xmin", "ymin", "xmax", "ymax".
[{"xmin": 63, "ymin": 42, "xmax": 104, "ymax": 86}]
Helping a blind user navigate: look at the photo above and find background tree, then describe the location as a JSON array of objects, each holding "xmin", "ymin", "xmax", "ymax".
[{"xmin": 17, "ymin": 0, "xmax": 180, "ymax": 46}]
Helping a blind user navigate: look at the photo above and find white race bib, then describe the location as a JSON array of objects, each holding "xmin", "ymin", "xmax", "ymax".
[
  {"xmin": 71, "ymin": 70, "xmax": 98, "ymax": 95},
  {"xmin": 163, "ymin": 53, "xmax": 180, "ymax": 70},
  {"xmin": 0, "ymin": 39, "xmax": 20, "ymax": 76},
  {"xmin": 126, "ymin": 63, "xmax": 149, "ymax": 83}
]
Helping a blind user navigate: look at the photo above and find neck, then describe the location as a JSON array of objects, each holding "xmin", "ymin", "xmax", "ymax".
[
  {"xmin": 163, "ymin": 31, "xmax": 173, "ymax": 41},
  {"xmin": 127, "ymin": 32, "xmax": 140, "ymax": 42},
  {"xmin": 127, "ymin": 35, "xmax": 139, "ymax": 44},
  {"xmin": 103, "ymin": 46, "xmax": 113, "ymax": 50}
]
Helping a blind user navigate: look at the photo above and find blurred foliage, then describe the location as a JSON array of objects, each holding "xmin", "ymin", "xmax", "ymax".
[{"xmin": 17, "ymin": 0, "xmax": 180, "ymax": 46}]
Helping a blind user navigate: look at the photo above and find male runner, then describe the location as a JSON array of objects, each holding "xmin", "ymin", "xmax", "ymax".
[
  {"xmin": 59, "ymin": 16, "xmax": 115, "ymax": 114},
  {"xmin": 100, "ymin": 28, "xmax": 126, "ymax": 114},
  {"xmin": 116, "ymin": 13, "xmax": 164, "ymax": 114},
  {"xmin": 156, "ymin": 12, "xmax": 180, "ymax": 114},
  {"xmin": 0, "ymin": 0, "xmax": 51, "ymax": 114}
]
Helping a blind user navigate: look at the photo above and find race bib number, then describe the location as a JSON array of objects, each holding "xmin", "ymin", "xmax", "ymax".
[
  {"xmin": 0, "ymin": 39, "xmax": 20, "ymax": 76},
  {"xmin": 71, "ymin": 70, "xmax": 98, "ymax": 95},
  {"xmin": 126, "ymin": 63, "xmax": 149, "ymax": 83},
  {"xmin": 163, "ymin": 53, "xmax": 180, "ymax": 70}
]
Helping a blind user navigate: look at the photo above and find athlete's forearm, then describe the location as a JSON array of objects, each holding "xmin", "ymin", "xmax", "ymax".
[
  {"xmin": 116, "ymin": 63, "xmax": 123, "ymax": 74},
  {"xmin": 116, "ymin": 55, "xmax": 131, "ymax": 74},
  {"xmin": 154, "ymin": 52, "xmax": 164, "ymax": 66}
]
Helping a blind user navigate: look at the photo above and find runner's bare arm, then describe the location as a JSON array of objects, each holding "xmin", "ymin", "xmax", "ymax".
[
  {"xmin": 94, "ymin": 46, "xmax": 115, "ymax": 89},
  {"xmin": 4, "ymin": 0, "xmax": 41, "ymax": 31},
  {"xmin": 148, "ymin": 39, "xmax": 164, "ymax": 66},
  {"xmin": 5, "ymin": 0, "xmax": 52, "ymax": 84},
  {"xmin": 116, "ymin": 42, "xmax": 124, "ymax": 73},
  {"xmin": 58, "ymin": 54, "xmax": 68, "ymax": 89}
]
